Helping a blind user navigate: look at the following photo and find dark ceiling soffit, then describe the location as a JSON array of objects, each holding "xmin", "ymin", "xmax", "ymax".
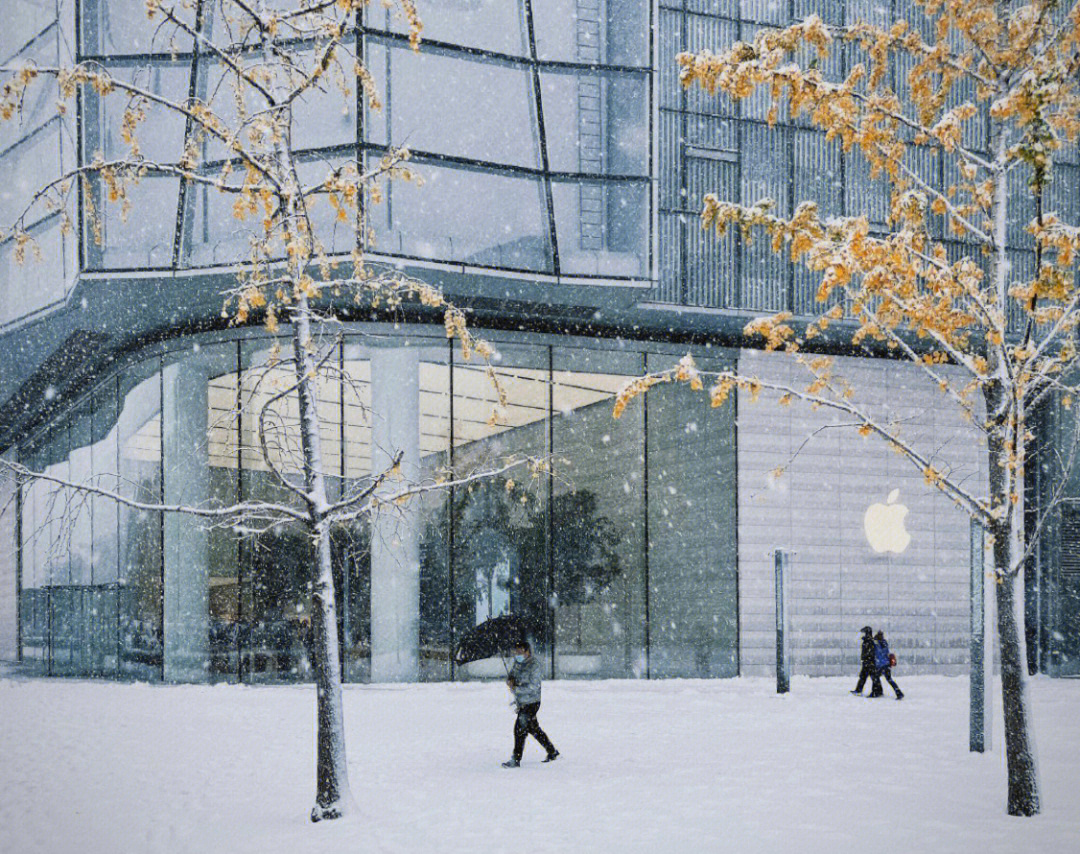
[{"xmin": 1, "ymin": 329, "xmax": 111, "ymax": 445}]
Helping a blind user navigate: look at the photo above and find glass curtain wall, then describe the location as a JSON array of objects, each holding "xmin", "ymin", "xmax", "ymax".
[
  {"xmin": 361, "ymin": 0, "xmax": 650, "ymax": 278},
  {"xmin": 16, "ymin": 329, "xmax": 740, "ymax": 683},
  {"xmin": 70, "ymin": 1, "xmax": 651, "ymax": 280},
  {"xmin": 450, "ymin": 345, "xmax": 552, "ymax": 678},
  {"xmin": 645, "ymin": 350, "xmax": 738, "ymax": 678},
  {"xmin": 0, "ymin": 0, "xmax": 76, "ymax": 325},
  {"xmin": 552, "ymin": 348, "xmax": 646, "ymax": 679}
]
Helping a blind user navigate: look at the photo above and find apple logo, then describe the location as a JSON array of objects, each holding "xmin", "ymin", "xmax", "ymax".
[{"xmin": 864, "ymin": 489, "xmax": 911, "ymax": 554}]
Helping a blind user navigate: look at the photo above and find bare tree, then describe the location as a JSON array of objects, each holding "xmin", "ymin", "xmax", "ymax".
[
  {"xmin": 0, "ymin": 0, "xmax": 533, "ymax": 822},
  {"xmin": 615, "ymin": 0, "xmax": 1080, "ymax": 817}
]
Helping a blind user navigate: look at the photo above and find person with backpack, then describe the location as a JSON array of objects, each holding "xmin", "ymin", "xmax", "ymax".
[
  {"xmin": 851, "ymin": 625, "xmax": 882, "ymax": 696},
  {"xmin": 871, "ymin": 629, "xmax": 904, "ymax": 700}
]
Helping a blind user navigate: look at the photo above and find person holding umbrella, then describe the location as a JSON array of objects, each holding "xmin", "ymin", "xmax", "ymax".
[{"xmin": 502, "ymin": 640, "xmax": 559, "ymax": 768}]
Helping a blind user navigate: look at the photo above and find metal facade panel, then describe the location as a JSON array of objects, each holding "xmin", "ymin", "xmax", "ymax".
[{"xmin": 736, "ymin": 348, "xmax": 989, "ymax": 677}]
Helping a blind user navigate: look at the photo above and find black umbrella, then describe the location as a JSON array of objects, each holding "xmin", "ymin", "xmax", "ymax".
[{"xmin": 454, "ymin": 615, "xmax": 536, "ymax": 666}]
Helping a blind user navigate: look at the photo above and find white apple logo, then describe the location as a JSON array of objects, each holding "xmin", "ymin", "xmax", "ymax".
[{"xmin": 864, "ymin": 488, "xmax": 911, "ymax": 554}]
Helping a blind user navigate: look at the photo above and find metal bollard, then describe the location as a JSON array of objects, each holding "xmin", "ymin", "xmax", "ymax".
[{"xmin": 775, "ymin": 549, "xmax": 790, "ymax": 694}]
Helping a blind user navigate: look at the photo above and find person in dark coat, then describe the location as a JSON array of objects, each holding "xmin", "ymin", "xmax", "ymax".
[
  {"xmin": 502, "ymin": 640, "xmax": 559, "ymax": 767},
  {"xmin": 851, "ymin": 626, "xmax": 882, "ymax": 696},
  {"xmin": 872, "ymin": 629, "xmax": 904, "ymax": 699}
]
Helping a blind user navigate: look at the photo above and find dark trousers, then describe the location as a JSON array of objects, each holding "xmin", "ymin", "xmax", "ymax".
[
  {"xmin": 855, "ymin": 664, "xmax": 881, "ymax": 694},
  {"xmin": 878, "ymin": 667, "xmax": 903, "ymax": 697},
  {"xmin": 513, "ymin": 702, "xmax": 556, "ymax": 761}
]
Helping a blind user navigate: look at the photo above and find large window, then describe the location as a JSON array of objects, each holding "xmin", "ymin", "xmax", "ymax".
[
  {"xmin": 67, "ymin": 1, "xmax": 652, "ymax": 279},
  {"xmin": 361, "ymin": 0, "xmax": 651, "ymax": 278},
  {"xmin": 15, "ymin": 326, "xmax": 743, "ymax": 684}
]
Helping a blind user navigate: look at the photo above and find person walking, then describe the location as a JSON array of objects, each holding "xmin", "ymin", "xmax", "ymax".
[
  {"xmin": 873, "ymin": 629, "xmax": 904, "ymax": 700},
  {"xmin": 502, "ymin": 640, "xmax": 559, "ymax": 767},
  {"xmin": 851, "ymin": 625, "xmax": 882, "ymax": 696}
]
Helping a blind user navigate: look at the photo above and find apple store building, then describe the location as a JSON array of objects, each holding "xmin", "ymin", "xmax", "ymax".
[{"xmin": 0, "ymin": 0, "xmax": 1061, "ymax": 684}]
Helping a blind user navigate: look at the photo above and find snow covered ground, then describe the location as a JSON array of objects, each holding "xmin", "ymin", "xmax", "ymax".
[{"xmin": 1, "ymin": 674, "xmax": 1078, "ymax": 854}]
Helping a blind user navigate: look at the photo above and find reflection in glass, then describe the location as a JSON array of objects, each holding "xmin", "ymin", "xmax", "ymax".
[
  {"xmin": 645, "ymin": 352, "xmax": 738, "ymax": 678},
  {"xmin": 364, "ymin": 0, "xmax": 529, "ymax": 57},
  {"xmin": 117, "ymin": 365, "xmax": 163, "ymax": 680},
  {"xmin": 366, "ymin": 156, "xmax": 553, "ymax": 272},
  {"xmin": 364, "ymin": 42, "xmax": 541, "ymax": 169},
  {"xmin": 551, "ymin": 180, "xmax": 648, "ymax": 277},
  {"xmin": 533, "ymin": 0, "xmax": 649, "ymax": 66},
  {"xmin": 451, "ymin": 346, "xmax": 551, "ymax": 678},
  {"xmin": 540, "ymin": 71, "xmax": 648, "ymax": 176},
  {"xmin": 552, "ymin": 348, "xmax": 645, "ymax": 679}
]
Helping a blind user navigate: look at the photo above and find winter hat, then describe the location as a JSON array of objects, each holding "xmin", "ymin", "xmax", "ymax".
[{"xmin": 860, "ymin": 626, "xmax": 872, "ymax": 634}]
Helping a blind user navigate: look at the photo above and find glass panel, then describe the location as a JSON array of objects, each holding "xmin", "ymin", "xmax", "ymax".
[
  {"xmin": 85, "ymin": 62, "xmax": 189, "ymax": 165},
  {"xmin": 86, "ymin": 175, "xmax": 179, "ymax": 270},
  {"xmin": 684, "ymin": 15, "xmax": 738, "ymax": 118},
  {"xmin": 645, "ymin": 350, "xmax": 738, "ymax": 678},
  {"xmin": 339, "ymin": 345, "xmax": 371, "ymax": 680},
  {"xmin": 552, "ymin": 347, "xmax": 645, "ymax": 679},
  {"xmin": 686, "ymin": 154, "xmax": 737, "ymax": 307},
  {"xmin": 0, "ymin": 220, "xmax": 68, "ymax": 326},
  {"xmin": 540, "ymin": 70, "xmax": 648, "ymax": 176},
  {"xmin": 289, "ymin": 50, "xmax": 358, "ymax": 152},
  {"xmin": 1, "ymin": 125, "xmax": 60, "ymax": 227},
  {"xmin": 365, "ymin": 42, "xmax": 541, "ymax": 169},
  {"xmin": 159, "ymin": 344, "xmax": 240, "ymax": 682},
  {"xmin": 117, "ymin": 364, "xmax": 163, "ymax": 680},
  {"xmin": 18, "ymin": 470, "xmax": 47, "ymax": 671},
  {"xmin": 296, "ymin": 155, "xmax": 361, "ymax": 258},
  {"xmin": 418, "ymin": 347, "xmax": 452, "ymax": 680},
  {"xmin": 0, "ymin": 33, "xmax": 60, "ymax": 155},
  {"xmin": 534, "ymin": 0, "xmax": 649, "ymax": 67},
  {"xmin": 89, "ymin": 377, "xmax": 121, "ymax": 677},
  {"xmin": 1, "ymin": 1, "xmax": 56, "ymax": 65},
  {"xmin": 366, "ymin": 156, "xmax": 553, "ymax": 272},
  {"xmin": 20, "ymin": 419, "xmax": 69, "ymax": 674},
  {"xmin": 794, "ymin": 129, "xmax": 842, "ymax": 314},
  {"xmin": 184, "ymin": 170, "xmax": 248, "ymax": 267},
  {"xmin": 68, "ymin": 404, "xmax": 93, "ymax": 586},
  {"xmin": 81, "ymin": 0, "xmax": 194, "ymax": 56},
  {"xmin": 451, "ymin": 344, "xmax": 551, "ymax": 679},
  {"xmin": 741, "ymin": 0, "xmax": 788, "ymax": 24},
  {"xmin": 60, "ymin": 402, "xmax": 93, "ymax": 677},
  {"xmin": 238, "ymin": 341, "xmax": 319, "ymax": 683},
  {"xmin": 364, "ymin": 0, "xmax": 529, "ymax": 57},
  {"xmin": 551, "ymin": 179, "xmax": 648, "ymax": 277}
]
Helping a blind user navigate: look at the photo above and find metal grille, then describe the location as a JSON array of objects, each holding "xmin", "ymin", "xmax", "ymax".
[{"xmin": 1061, "ymin": 506, "xmax": 1080, "ymax": 577}]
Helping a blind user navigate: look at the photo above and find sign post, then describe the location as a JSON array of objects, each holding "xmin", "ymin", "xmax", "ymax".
[{"xmin": 970, "ymin": 519, "xmax": 991, "ymax": 752}]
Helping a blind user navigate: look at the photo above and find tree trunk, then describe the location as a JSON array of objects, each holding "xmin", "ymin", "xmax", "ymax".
[
  {"xmin": 987, "ymin": 425, "xmax": 1041, "ymax": 817},
  {"xmin": 993, "ymin": 554, "xmax": 1041, "ymax": 816},
  {"xmin": 309, "ymin": 519, "xmax": 352, "ymax": 821},
  {"xmin": 983, "ymin": 78, "xmax": 1040, "ymax": 817},
  {"xmin": 291, "ymin": 300, "xmax": 354, "ymax": 821}
]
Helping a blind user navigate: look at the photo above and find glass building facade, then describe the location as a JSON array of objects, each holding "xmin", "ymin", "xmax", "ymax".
[
  {"xmin": 12, "ymin": 327, "xmax": 737, "ymax": 682},
  {"xmin": 0, "ymin": 1, "xmax": 1077, "ymax": 681}
]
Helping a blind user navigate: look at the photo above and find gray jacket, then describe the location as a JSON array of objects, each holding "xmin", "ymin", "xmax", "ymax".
[{"xmin": 508, "ymin": 654, "xmax": 542, "ymax": 705}]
